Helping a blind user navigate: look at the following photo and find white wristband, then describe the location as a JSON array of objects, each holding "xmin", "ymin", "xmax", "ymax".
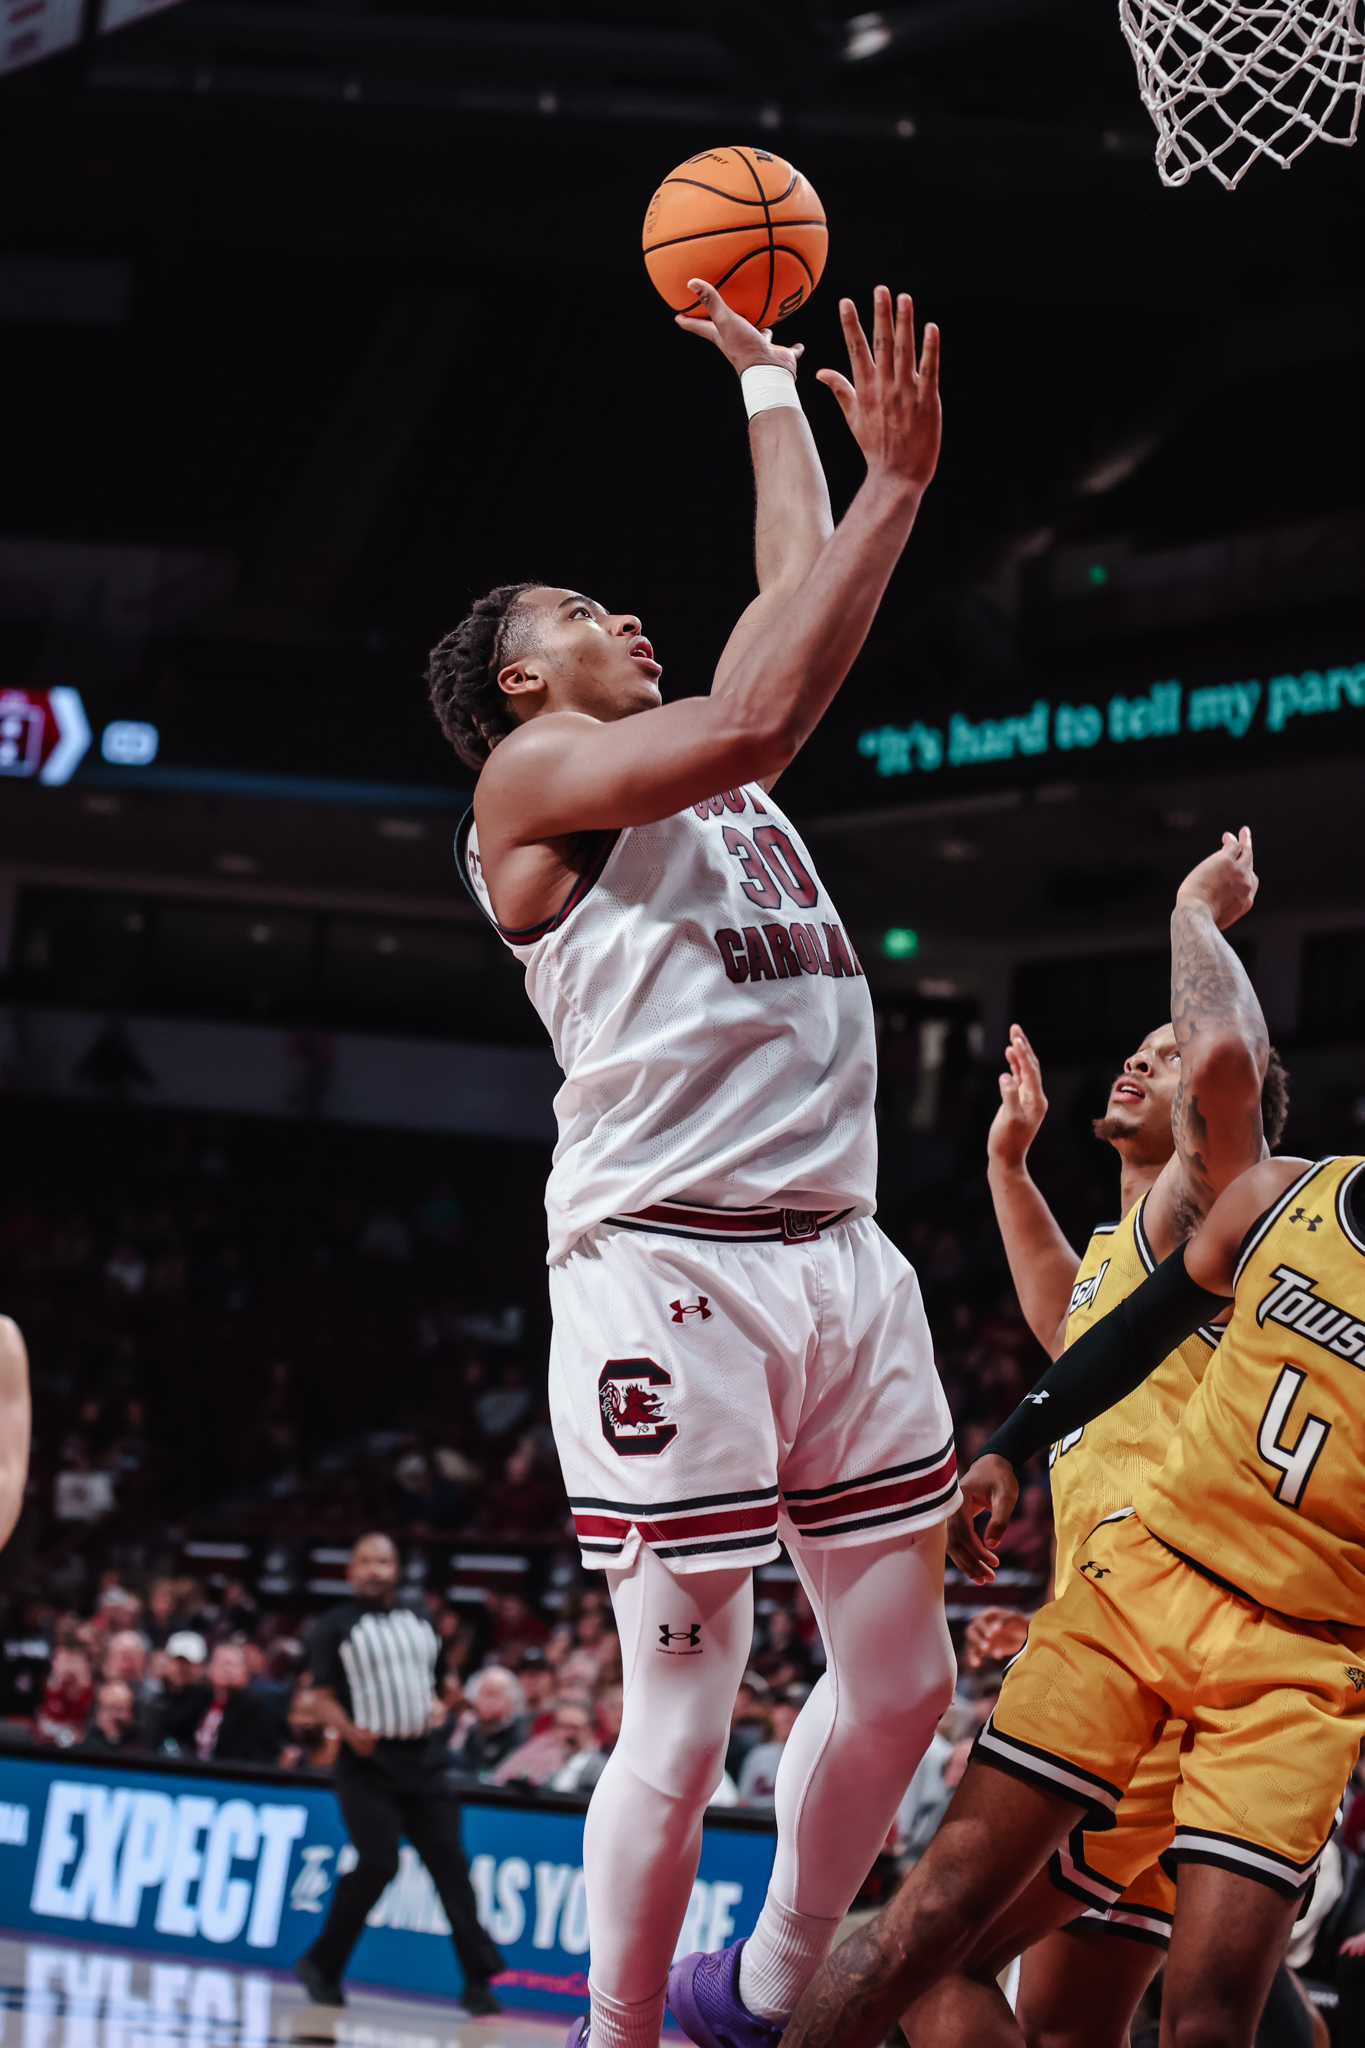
[{"xmin": 740, "ymin": 364, "xmax": 801, "ymax": 420}]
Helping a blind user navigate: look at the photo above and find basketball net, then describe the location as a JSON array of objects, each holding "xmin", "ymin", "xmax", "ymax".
[{"xmin": 1119, "ymin": 0, "xmax": 1365, "ymax": 188}]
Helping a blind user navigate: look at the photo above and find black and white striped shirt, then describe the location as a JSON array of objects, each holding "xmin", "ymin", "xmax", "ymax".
[{"xmin": 309, "ymin": 1599, "xmax": 438, "ymax": 1740}]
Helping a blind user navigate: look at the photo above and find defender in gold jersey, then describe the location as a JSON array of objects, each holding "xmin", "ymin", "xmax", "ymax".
[
  {"xmin": 906, "ymin": 830, "xmax": 1284, "ymax": 2048},
  {"xmin": 774, "ymin": 1152, "xmax": 1365, "ymax": 2048}
]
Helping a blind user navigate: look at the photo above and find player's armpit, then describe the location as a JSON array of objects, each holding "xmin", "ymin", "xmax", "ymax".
[{"xmin": 1182, "ymin": 1154, "xmax": 1313, "ymax": 1298}]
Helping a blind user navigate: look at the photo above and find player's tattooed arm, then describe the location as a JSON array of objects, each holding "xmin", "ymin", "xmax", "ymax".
[
  {"xmin": 986, "ymin": 1024, "xmax": 1081, "ymax": 1359},
  {"xmin": 1146, "ymin": 828, "xmax": 1269, "ymax": 1263}
]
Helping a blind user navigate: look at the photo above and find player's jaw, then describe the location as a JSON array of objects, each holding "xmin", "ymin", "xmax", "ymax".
[{"xmin": 1093, "ymin": 1026, "xmax": 1180, "ymax": 1156}]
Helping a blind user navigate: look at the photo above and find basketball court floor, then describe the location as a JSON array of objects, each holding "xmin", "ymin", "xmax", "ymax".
[{"xmin": 0, "ymin": 1932, "xmax": 593, "ymax": 2048}]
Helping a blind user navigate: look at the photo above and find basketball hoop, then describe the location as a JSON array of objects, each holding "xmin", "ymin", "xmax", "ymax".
[{"xmin": 1119, "ymin": 0, "xmax": 1365, "ymax": 188}]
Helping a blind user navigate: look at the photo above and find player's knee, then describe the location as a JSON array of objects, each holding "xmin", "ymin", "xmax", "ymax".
[
  {"xmin": 1163, "ymin": 2000, "xmax": 1244, "ymax": 2048},
  {"xmin": 843, "ymin": 1640, "xmax": 955, "ymax": 1753},
  {"xmin": 617, "ymin": 1709, "xmax": 729, "ymax": 1805}
]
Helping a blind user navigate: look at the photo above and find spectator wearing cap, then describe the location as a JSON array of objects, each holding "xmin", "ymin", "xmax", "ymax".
[
  {"xmin": 518, "ymin": 1648, "xmax": 556, "ymax": 1734},
  {"xmin": 83, "ymin": 1679, "xmax": 140, "ymax": 1754},
  {"xmin": 448, "ymin": 1667, "xmax": 529, "ymax": 1777},
  {"xmin": 150, "ymin": 1628, "xmax": 207, "ymax": 1739},
  {"xmin": 157, "ymin": 1643, "xmax": 281, "ymax": 1764}
]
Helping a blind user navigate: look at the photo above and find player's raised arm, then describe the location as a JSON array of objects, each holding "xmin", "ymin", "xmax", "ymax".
[
  {"xmin": 986, "ymin": 1026, "xmax": 1082, "ymax": 1360},
  {"xmin": 475, "ymin": 286, "xmax": 940, "ymax": 844},
  {"xmin": 947, "ymin": 1155, "xmax": 1307, "ymax": 1581},
  {"xmin": 674, "ymin": 282, "xmax": 834, "ymax": 708},
  {"xmin": 1144, "ymin": 828, "xmax": 1269, "ymax": 1258}
]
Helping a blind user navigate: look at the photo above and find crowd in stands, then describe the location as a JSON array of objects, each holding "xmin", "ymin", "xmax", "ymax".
[{"xmin": 0, "ymin": 1086, "xmax": 1067, "ymax": 1616}]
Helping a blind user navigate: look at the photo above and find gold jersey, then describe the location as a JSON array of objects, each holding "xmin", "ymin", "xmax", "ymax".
[
  {"xmin": 1051, "ymin": 1195, "xmax": 1218, "ymax": 1599},
  {"xmin": 1139, "ymin": 1155, "xmax": 1365, "ymax": 1626}
]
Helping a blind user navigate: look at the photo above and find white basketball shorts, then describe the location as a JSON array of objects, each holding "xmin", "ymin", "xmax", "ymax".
[{"xmin": 547, "ymin": 1204, "xmax": 960, "ymax": 1575}]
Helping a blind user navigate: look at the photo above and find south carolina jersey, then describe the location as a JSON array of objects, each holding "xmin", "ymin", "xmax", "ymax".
[
  {"xmin": 458, "ymin": 785, "xmax": 876, "ymax": 1263},
  {"xmin": 1051, "ymin": 1195, "xmax": 1218, "ymax": 1599},
  {"xmin": 1139, "ymin": 1155, "xmax": 1365, "ymax": 1624}
]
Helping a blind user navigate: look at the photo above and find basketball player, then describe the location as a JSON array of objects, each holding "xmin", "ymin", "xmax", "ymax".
[
  {"xmin": 0, "ymin": 1316, "xmax": 28, "ymax": 1550},
  {"xmin": 907, "ymin": 835, "xmax": 1286, "ymax": 2048},
  {"xmin": 426, "ymin": 279, "xmax": 956, "ymax": 2048},
  {"xmin": 778, "ymin": 1142, "xmax": 1365, "ymax": 2048}
]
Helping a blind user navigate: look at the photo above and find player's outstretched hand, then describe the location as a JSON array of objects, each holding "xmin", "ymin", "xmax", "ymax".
[
  {"xmin": 676, "ymin": 278, "xmax": 805, "ymax": 379},
  {"xmin": 946, "ymin": 1453, "xmax": 1018, "ymax": 1584},
  {"xmin": 1175, "ymin": 826, "xmax": 1258, "ymax": 931},
  {"xmin": 962, "ymin": 1606, "xmax": 1030, "ymax": 1670},
  {"xmin": 987, "ymin": 1024, "xmax": 1048, "ymax": 1173},
  {"xmin": 817, "ymin": 286, "xmax": 941, "ymax": 495}
]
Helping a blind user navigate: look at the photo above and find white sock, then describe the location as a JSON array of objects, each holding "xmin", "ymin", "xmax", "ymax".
[
  {"xmin": 738, "ymin": 1896, "xmax": 842, "ymax": 2024},
  {"xmin": 588, "ymin": 1979, "xmax": 666, "ymax": 2048}
]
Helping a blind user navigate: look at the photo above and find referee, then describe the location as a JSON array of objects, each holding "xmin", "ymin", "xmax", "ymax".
[{"xmin": 294, "ymin": 1532, "xmax": 504, "ymax": 2013}]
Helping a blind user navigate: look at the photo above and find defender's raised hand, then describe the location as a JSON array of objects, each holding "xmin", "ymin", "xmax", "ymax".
[
  {"xmin": 676, "ymin": 277, "xmax": 805, "ymax": 378},
  {"xmin": 988, "ymin": 1025, "xmax": 1049, "ymax": 1174},
  {"xmin": 817, "ymin": 286, "xmax": 941, "ymax": 494}
]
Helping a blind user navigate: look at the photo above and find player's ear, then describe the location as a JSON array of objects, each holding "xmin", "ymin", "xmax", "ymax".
[{"xmin": 497, "ymin": 660, "xmax": 545, "ymax": 702}]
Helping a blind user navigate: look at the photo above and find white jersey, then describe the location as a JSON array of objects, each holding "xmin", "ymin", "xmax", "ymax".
[{"xmin": 458, "ymin": 782, "xmax": 878, "ymax": 1263}]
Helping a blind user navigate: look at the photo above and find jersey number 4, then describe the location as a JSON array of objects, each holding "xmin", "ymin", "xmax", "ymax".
[{"xmin": 1257, "ymin": 1366, "xmax": 1331, "ymax": 1508}]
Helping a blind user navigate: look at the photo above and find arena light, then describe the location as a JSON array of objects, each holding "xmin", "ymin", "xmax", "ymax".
[
  {"xmin": 882, "ymin": 928, "xmax": 919, "ymax": 959},
  {"xmin": 843, "ymin": 11, "xmax": 894, "ymax": 59}
]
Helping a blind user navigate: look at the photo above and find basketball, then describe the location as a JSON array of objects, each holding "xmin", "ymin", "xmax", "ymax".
[{"xmin": 642, "ymin": 145, "xmax": 827, "ymax": 328}]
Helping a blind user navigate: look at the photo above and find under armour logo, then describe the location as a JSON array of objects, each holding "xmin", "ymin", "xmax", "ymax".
[
  {"xmin": 1289, "ymin": 1208, "xmax": 1324, "ymax": 1231},
  {"xmin": 1347, "ymin": 1667, "xmax": 1365, "ymax": 1693},
  {"xmin": 1027, "ymin": 1390, "xmax": 1050, "ymax": 1406},
  {"xmin": 1079, "ymin": 1561, "xmax": 1112, "ymax": 1580},
  {"xmin": 670, "ymin": 1297, "xmax": 712, "ymax": 1324},
  {"xmin": 658, "ymin": 1623, "xmax": 702, "ymax": 1650}
]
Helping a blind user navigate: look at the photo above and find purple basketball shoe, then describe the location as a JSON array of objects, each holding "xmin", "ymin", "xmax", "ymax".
[{"xmin": 667, "ymin": 1940, "xmax": 784, "ymax": 2048}]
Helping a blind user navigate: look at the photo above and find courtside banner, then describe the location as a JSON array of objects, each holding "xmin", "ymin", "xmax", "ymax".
[{"xmin": 0, "ymin": 1752, "xmax": 776, "ymax": 2012}]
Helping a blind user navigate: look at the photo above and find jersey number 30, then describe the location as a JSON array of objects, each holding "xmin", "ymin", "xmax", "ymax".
[{"xmin": 1257, "ymin": 1366, "xmax": 1330, "ymax": 1508}]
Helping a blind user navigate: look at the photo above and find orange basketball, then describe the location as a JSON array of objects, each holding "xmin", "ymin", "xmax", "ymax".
[{"xmin": 642, "ymin": 145, "xmax": 827, "ymax": 328}]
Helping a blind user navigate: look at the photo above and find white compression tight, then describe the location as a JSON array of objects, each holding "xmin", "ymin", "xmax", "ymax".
[{"xmin": 581, "ymin": 1529, "xmax": 955, "ymax": 2048}]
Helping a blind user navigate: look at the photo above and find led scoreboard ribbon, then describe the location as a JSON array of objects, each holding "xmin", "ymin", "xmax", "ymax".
[{"xmin": 857, "ymin": 659, "xmax": 1365, "ymax": 781}]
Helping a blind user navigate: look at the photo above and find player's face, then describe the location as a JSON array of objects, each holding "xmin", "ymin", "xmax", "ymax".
[
  {"xmin": 511, "ymin": 587, "xmax": 663, "ymax": 721},
  {"xmin": 1099, "ymin": 1026, "xmax": 1181, "ymax": 1154}
]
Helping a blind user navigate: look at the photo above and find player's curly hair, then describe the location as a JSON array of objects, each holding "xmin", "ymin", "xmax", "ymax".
[
  {"xmin": 426, "ymin": 582, "xmax": 546, "ymax": 770},
  {"xmin": 1262, "ymin": 1045, "xmax": 1290, "ymax": 1150}
]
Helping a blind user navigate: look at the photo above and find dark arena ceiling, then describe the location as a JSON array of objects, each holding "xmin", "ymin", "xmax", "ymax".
[{"xmin": 0, "ymin": 0, "xmax": 1362, "ymax": 961}]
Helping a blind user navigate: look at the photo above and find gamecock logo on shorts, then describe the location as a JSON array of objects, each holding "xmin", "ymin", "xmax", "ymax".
[{"xmin": 599, "ymin": 1358, "xmax": 678, "ymax": 1457}]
